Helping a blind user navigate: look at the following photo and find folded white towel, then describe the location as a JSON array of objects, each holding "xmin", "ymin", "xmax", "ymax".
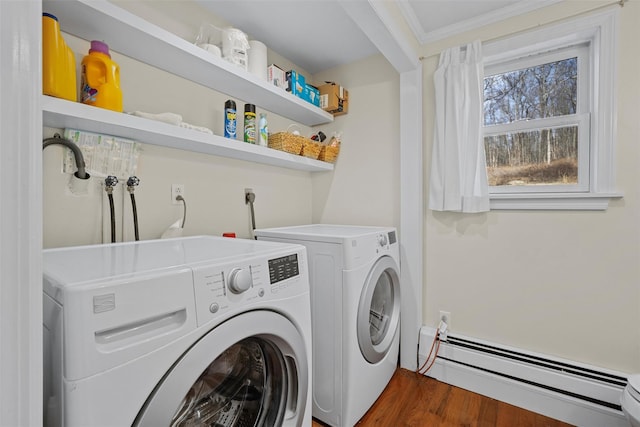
[
  {"xmin": 131, "ymin": 111, "xmax": 183, "ymax": 126},
  {"xmin": 179, "ymin": 122, "xmax": 213, "ymax": 134}
]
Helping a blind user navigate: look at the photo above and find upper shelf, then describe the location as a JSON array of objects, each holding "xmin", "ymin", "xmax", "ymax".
[
  {"xmin": 42, "ymin": 96, "xmax": 334, "ymax": 172},
  {"xmin": 41, "ymin": 0, "xmax": 334, "ymax": 127}
]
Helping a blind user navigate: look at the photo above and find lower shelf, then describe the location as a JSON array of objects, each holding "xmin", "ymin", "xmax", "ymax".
[{"xmin": 41, "ymin": 96, "xmax": 334, "ymax": 172}]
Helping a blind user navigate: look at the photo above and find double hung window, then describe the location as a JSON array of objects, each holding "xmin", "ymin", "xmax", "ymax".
[{"xmin": 481, "ymin": 10, "xmax": 620, "ymax": 209}]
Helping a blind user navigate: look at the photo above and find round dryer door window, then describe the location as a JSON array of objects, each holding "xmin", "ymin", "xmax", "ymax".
[
  {"xmin": 357, "ymin": 255, "xmax": 401, "ymax": 364},
  {"xmin": 134, "ymin": 311, "xmax": 309, "ymax": 427}
]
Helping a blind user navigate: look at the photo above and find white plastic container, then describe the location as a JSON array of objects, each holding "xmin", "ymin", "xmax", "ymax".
[{"xmin": 222, "ymin": 27, "xmax": 249, "ymax": 71}]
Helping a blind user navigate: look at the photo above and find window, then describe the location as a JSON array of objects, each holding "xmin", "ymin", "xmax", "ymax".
[{"xmin": 481, "ymin": 9, "xmax": 621, "ymax": 210}]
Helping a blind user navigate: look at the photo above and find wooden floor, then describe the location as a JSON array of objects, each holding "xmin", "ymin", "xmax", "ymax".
[{"xmin": 312, "ymin": 368, "xmax": 574, "ymax": 427}]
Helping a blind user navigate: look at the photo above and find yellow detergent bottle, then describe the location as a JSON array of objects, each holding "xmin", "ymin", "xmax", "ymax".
[
  {"xmin": 81, "ymin": 40, "xmax": 123, "ymax": 112},
  {"xmin": 42, "ymin": 13, "xmax": 77, "ymax": 101}
]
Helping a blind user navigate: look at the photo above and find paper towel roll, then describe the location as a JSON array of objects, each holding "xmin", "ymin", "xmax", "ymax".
[
  {"xmin": 197, "ymin": 43, "xmax": 221, "ymax": 58},
  {"xmin": 248, "ymin": 40, "xmax": 267, "ymax": 81}
]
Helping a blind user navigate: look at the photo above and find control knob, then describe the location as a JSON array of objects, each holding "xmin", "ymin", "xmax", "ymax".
[
  {"xmin": 228, "ymin": 268, "xmax": 252, "ymax": 294},
  {"xmin": 378, "ymin": 234, "xmax": 388, "ymax": 247}
]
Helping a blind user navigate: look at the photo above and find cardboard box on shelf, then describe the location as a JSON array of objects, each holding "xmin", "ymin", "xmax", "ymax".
[
  {"xmin": 304, "ymin": 84, "xmax": 320, "ymax": 107},
  {"xmin": 267, "ymin": 64, "xmax": 287, "ymax": 90},
  {"xmin": 319, "ymin": 83, "xmax": 348, "ymax": 116},
  {"xmin": 286, "ymin": 70, "xmax": 306, "ymax": 98}
]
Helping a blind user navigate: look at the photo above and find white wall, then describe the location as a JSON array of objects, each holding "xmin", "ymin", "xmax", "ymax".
[
  {"xmin": 312, "ymin": 55, "xmax": 400, "ymax": 228},
  {"xmin": 421, "ymin": 1, "xmax": 640, "ymax": 373}
]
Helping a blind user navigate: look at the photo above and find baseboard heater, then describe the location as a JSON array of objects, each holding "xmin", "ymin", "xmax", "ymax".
[{"xmin": 419, "ymin": 327, "xmax": 629, "ymax": 427}]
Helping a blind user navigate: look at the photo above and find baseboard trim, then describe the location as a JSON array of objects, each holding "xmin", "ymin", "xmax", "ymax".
[{"xmin": 419, "ymin": 327, "xmax": 629, "ymax": 427}]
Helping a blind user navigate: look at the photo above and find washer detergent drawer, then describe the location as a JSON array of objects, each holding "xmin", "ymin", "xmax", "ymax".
[{"xmin": 62, "ymin": 268, "xmax": 197, "ymax": 381}]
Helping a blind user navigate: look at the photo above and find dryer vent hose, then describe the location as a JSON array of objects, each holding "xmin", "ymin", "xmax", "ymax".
[{"xmin": 42, "ymin": 134, "xmax": 89, "ymax": 180}]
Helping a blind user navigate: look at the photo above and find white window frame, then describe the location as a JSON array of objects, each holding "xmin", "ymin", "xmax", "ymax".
[{"xmin": 482, "ymin": 9, "xmax": 622, "ymax": 210}]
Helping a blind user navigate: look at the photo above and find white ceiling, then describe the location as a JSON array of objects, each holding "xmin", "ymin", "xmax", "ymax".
[{"xmin": 197, "ymin": 0, "xmax": 560, "ymax": 74}]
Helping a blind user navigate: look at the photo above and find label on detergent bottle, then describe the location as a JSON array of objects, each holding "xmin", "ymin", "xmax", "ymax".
[
  {"xmin": 81, "ymin": 76, "xmax": 98, "ymax": 104},
  {"xmin": 224, "ymin": 99, "xmax": 237, "ymax": 139}
]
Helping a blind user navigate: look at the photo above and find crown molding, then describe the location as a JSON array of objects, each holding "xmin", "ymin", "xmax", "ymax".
[{"xmin": 398, "ymin": 0, "xmax": 563, "ymax": 45}]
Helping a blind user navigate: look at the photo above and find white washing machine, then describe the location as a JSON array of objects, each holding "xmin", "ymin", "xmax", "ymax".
[
  {"xmin": 255, "ymin": 224, "xmax": 401, "ymax": 427},
  {"xmin": 43, "ymin": 236, "xmax": 312, "ymax": 427}
]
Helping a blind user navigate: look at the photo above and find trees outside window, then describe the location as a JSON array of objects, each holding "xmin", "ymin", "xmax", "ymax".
[{"xmin": 483, "ymin": 47, "xmax": 588, "ymax": 192}]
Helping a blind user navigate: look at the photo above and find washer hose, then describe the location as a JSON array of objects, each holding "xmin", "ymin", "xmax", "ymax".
[
  {"xmin": 104, "ymin": 176, "xmax": 118, "ymax": 243},
  {"xmin": 42, "ymin": 134, "xmax": 89, "ymax": 180},
  {"xmin": 126, "ymin": 176, "xmax": 140, "ymax": 241}
]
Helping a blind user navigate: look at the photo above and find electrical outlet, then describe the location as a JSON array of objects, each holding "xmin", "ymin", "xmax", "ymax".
[
  {"xmin": 171, "ymin": 184, "xmax": 185, "ymax": 205},
  {"xmin": 439, "ymin": 310, "xmax": 451, "ymax": 329}
]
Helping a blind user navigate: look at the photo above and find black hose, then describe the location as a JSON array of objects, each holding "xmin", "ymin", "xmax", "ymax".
[
  {"xmin": 108, "ymin": 192, "xmax": 116, "ymax": 243},
  {"xmin": 249, "ymin": 201, "xmax": 256, "ymax": 238},
  {"xmin": 43, "ymin": 135, "xmax": 88, "ymax": 179},
  {"xmin": 130, "ymin": 193, "xmax": 139, "ymax": 241}
]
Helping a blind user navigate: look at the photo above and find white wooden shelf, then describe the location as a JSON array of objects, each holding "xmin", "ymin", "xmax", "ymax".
[
  {"xmin": 41, "ymin": 0, "xmax": 333, "ymax": 127},
  {"xmin": 40, "ymin": 0, "xmax": 335, "ymax": 172},
  {"xmin": 43, "ymin": 96, "xmax": 334, "ymax": 172}
]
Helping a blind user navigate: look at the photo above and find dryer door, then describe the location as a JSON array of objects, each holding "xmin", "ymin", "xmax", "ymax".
[
  {"xmin": 135, "ymin": 311, "xmax": 308, "ymax": 427},
  {"xmin": 357, "ymin": 255, "xmax": 401, "ymax": 364}
]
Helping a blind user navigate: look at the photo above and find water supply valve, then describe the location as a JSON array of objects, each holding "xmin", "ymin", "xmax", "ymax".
[
  {"xmin": 104, "ymin": 175, "xmax": 118, "ymax": 194},
  {"xmin": 126, "ymin": 176, "xmax": 140, "ymax": 193}
]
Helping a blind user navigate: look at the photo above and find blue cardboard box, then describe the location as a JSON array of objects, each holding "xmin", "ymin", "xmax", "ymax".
[
  {"xmin": 286, "ymin": 70, "xmax": 306, "ymax": 98},
  {"xmin": 304, "ymin": 84, "xmax": 320, "ymax": 107}
]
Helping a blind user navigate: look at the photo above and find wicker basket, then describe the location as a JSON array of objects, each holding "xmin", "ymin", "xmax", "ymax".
[
  {"xmin": 301, "ymin": 139, "xmax": 322, "ymax": 160},
  {"xmin": 318, "ymin": 144, "xmax": 340, "ymax": 163},
  {"xmin": 268, "ymin": 132, "xmax": 305, "ymax": 155}
]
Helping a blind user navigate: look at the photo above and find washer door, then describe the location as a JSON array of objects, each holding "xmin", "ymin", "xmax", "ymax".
[
  {"xmin": 357, "ymin": 256, "xmax": 401, "ymax": 364},
  {"xmin": 135, "ymin": 311, "xmax": 308, "ymax": 427}
]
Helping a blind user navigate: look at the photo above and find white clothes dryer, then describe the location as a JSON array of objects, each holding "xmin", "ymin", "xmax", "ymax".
[
  {"xmin": 255, "ymin": 224, "xmax": 401, "ymax": 427},
  {"xmin": 43, "ymin": 236, "xmax": 312, "ymax": 427}
]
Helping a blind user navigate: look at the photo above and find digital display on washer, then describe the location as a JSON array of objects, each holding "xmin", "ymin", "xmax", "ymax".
[
  {"xmin": 388, "ymin": 231, "xmax": 397, "ymax": 245},
  {"xmin": 268, "ymin": 254, "xmax": 299, "ymax": 284}
]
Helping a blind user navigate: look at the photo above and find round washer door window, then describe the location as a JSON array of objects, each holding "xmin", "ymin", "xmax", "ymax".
[
  {"xmin": 357, "ymin": 256, "xmax": 400, "ymax": 364},
  {"xmin": 135, "ymin": 311, "xmax": 309, "ymax": 427}
]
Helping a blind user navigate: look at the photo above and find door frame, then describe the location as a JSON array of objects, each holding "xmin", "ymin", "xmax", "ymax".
[{"xmin": 0, "ymin": 1, "xmax": 44, "ymax": 425}]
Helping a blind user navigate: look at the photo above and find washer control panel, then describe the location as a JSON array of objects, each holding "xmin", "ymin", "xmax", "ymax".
[
  {"xmin": 268, "ymin": 254, "xmax": 299, "ymax": 285},
  {"xmin": 191, "ymin": 250, "xmax": 305, "ymax": 326}
]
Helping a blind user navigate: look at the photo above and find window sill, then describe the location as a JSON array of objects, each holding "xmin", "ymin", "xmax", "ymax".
[{"xmin": 489, "ymin": 192, "xmax": 623, "ymax": 211}]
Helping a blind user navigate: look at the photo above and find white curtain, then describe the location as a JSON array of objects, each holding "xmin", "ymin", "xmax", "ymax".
[{"xmin": 428, "ymin": 40, "xmax": 490, "ymax": 213}]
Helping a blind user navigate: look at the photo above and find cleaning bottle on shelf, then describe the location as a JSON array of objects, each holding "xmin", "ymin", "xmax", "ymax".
[
  {"xmin": 81, "ymin": 40, "xmax": 123, "ymax": 112},
  {"xmin": 258, "ymin": 113, "xmax": 268, "ymax": 147},
  {"xmin": 244, "ymin": 104, "xmax": 256, "ymax": 144},
  {"xmin": 224, "ymin": 99, "xmax": 237, "ymax": 139},
  {"xmin": 42, "ymin": 13, "xmax": 77, "ymax": 102}
]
